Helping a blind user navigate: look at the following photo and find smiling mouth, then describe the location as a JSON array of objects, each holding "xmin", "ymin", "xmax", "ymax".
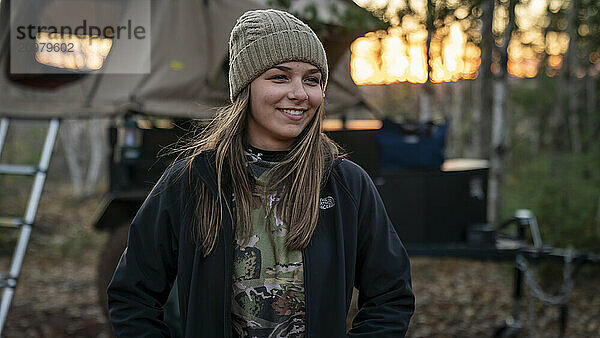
[{"xmin": 278, "ymin": 108, "xmax": 306, "ymax": 116}]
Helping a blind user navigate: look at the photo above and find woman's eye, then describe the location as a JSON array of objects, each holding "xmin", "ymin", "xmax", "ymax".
[
  {"xmin": 305, "ymin": 77, "xmax": 320, "ymax": 85},
  {"xmin": 269, "ymin": 75, "xmax": 288, "ymax": 81}
]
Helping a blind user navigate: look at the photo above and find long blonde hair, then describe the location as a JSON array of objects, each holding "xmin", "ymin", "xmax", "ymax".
[{"xmin": 179, "ymin": 87, "xmax": 339, "ymax": 256}]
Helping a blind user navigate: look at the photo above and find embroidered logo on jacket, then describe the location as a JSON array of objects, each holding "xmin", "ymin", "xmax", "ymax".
[{"xmin": 319, "ymin": 196, "xmax": 335, "ymax": 210}]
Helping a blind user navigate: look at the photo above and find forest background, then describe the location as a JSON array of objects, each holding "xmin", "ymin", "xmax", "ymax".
[{"xmin": 337, "ymin": 0, "xmax": 600, "ymax": 252}]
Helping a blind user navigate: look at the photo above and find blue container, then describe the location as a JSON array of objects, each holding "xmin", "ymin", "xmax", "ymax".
[{"xmin": 377, "ymin": 118, "xmax": 448, "ymax": 171}]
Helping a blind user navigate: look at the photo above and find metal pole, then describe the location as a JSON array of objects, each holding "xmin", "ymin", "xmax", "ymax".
[{"xmin": 0, "ymin": 118, "xmax": 9, "ymax": 159}]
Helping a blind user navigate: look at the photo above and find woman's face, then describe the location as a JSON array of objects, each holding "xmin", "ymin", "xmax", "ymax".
[{"xmin": 247, "ymin": 61, "xmax": 323, "ymax": 151}]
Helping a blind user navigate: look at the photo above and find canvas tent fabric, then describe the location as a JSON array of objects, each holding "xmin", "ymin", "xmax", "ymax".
[{"xmin": 0, "ymin": 0, "xmax": 369, "ymax": 119}]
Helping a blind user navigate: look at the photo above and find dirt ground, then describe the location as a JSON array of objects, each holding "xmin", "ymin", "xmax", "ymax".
[{"xmin": 1, "ymin": 183, "xmax": 599, "ymax": 337}]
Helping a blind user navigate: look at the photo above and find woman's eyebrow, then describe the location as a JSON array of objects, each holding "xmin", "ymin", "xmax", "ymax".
[
  {"xmin": 271, "ymin": 65, "xmax": 292, "ymax": 71},
  {"xmin": 269, "ymin": 65, "xmax": 321, "ymax": 75}
]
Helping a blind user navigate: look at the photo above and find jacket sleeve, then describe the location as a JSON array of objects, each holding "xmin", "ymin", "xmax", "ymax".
[
  {"xmin": 107, "ymin": 168, "xmax": 181, "ymax": 337},
  {"xmin": 348, "ymin": 164, "xmax": 415, "ymax": 337}
]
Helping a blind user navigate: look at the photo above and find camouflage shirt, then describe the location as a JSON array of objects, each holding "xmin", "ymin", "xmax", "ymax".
[{"xmin": 231, "ymin": 148, "xmax": 305, "ymax": 338}]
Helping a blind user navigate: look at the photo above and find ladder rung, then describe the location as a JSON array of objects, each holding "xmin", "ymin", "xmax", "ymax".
[
  {"xmin": 0, "ymin": 164, "xmax": 38, "ymax": 176},
  {"xmin": 0, "ymin": 218, "xmax": 23, "ymax": 229},
  {"xmin": 0, "ymin": 274, "xmax": 17, "ymax": 289}
]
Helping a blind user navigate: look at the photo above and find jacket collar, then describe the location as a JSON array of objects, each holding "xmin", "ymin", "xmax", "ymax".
[
  {"xmin": 191, "ymin": 150, "xmax": 343, "ymax": 197},
  {"xmin": 190, "ymin": 150, "xmax": 235, "ymax": 203}
]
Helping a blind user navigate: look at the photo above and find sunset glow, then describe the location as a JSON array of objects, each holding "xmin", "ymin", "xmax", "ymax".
[
  {"xmin": 350, "ymin": 23, "xmax": 577, "ymax": 83},
  {"xmin": 350, "ymin": 0, "xmax": 593, "ymax": 83},
  {"xmin": 351, "ymin": 22, "xmax": 478, "ymax": 85},
  {"xmin": 35, "ymin": 32, "xmax": 113, "ymax": 71}
]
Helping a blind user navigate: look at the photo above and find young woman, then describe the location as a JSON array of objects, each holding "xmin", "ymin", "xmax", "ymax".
[{"xmin": 108, "ymin": 9, "xmax": 414, "ymax": 337}]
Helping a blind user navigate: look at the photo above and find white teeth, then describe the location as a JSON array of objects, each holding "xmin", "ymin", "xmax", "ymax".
[{"xmin": 280, "ymin": 109, "xmax": 304, "ymax": 115}]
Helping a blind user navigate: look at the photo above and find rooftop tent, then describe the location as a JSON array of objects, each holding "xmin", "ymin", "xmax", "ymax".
[
  {"xmin": 73, "ymin": 0, "xmax": 265, "ymax": 117},
  {"xmin": 0, "ymin": 0, "xmax": 371, "ymax": 119},
  {"xmin": 0, "ymin": 0, "xmax": 111, "ymax": 117}
]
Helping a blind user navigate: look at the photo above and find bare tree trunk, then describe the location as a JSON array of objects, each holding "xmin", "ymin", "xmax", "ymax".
[
  {"xmin": 585, "ymin": 72, "xmax": 597, "ymax": 148},
  {"xmin": 469, "ymin": 77, "xmax": 482, "ymax": 158},
  {"xmin": 448, "ymin": 81, "xmax": 465, "ymax": 158},
  {"xmin": 489, "ymin": 81, "xmax": 507, "ymax": 226},
  {"xmin": 549, "ymin": 69, "xmax": 566, "ymax": 154},
  {"xmin": 479, "ymin": 0, "xmax": 495, "ymax": 159},
  {"xmin": 419, "ymin": 85, "xmax": 432, "ymax": 122},
  {"xmin": 567, "ymin": 77, "xmax": 581, "ymax": 152},
  {"xmin": 419, "ymin": 0, "xmax": 435, "ymax": 123},
  {"xmin": 488, "ymin": 0, "xmax": 515, "ymax": 226},
  {"xmin": 566, "ymin": 0, "xmax": 582, "ymax": 153},
  {"xmin": 60, "ymin": 120, "xmax": 85, "ymax": 196},
  {"xmin": 534, "ymin": 74, "xmax": 546, "ymax": 152},
  {"xmin": 84, "ymin": 118, "xmax": 107, "ymax": 195},
  {"xmin": 536, "ymin": 3, "xmax": 552, "ymax": 153},
  {"xmin": 581, "ymin": 1, "xmax": 597, "ymax": 151},
  {"xmin": 61, "ymin": 119, "xmax": 107, "ymax": 197}
]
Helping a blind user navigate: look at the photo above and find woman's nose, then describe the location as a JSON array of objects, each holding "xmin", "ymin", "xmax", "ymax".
[{"xmin": 287, "ymin": 79, "xmax": 308, "ymax": 101}]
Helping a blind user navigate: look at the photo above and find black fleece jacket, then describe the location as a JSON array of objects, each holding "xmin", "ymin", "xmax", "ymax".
[{"xmin": 107, "ymin": 152, "xmax": 414, "ymax": 337}]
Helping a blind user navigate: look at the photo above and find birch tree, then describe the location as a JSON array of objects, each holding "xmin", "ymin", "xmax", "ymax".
[
  {"xmin": 478, "ymin": 0, "xmax": 495, "ymax": 159},
  {"xmin": 60, "ymin": 120, "xmax": 86, "ymax": 196},
  {"xmin": 488, "ymin": 0, "xmax": 517, "ymax": 226},
  {"xmin": 60, "ymin": 119, "xmax": 108, "ymax": 197},
  {"xmin": 447, "ymin": 81, "xmax": 465, "ymax": 158}
]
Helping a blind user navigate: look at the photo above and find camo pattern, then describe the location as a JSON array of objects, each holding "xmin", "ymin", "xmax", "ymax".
[{"xmin": 232, "ymin": 156, "xmax": 305, "ymax": 338}]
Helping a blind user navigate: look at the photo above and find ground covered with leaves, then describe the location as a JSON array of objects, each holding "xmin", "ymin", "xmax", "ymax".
[{"xmin": 1, "ymin": 183, "xmax": 599, "ymax": 337}]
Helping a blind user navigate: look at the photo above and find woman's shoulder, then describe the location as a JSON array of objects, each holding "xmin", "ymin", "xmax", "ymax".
[
  {"xmin": 161, "ymin": 150, "xmax": 221, "ymax": 196},
  {"xmin": 154, "ymin": 151, "xmax": 210, "ymax": 188},
  {"xmin": 332, "ymin": 157, "xmax": 371, "ymax": 183},
  {"xmin": 162, "ymin": 150, "xmax": 216, "ymax": 180},
  {"xmin": 330, "ymin": 157, "xmax": 375, "ymax": 202}
]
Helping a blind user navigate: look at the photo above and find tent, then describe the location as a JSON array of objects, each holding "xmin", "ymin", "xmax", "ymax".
[{"xmin": 0, "ymin": 0, "xmax": 374, "ymax": 119}]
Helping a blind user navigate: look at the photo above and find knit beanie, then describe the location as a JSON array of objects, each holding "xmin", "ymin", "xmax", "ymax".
[{"xmin": 228, "ymin": 9, "xmax": 329, "ymax": 102}]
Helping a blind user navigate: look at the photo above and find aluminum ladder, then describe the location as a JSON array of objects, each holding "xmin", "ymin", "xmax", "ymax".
[{"xmin": 0, "ymin": 117, "xmax": 60, "ymax": 335}]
